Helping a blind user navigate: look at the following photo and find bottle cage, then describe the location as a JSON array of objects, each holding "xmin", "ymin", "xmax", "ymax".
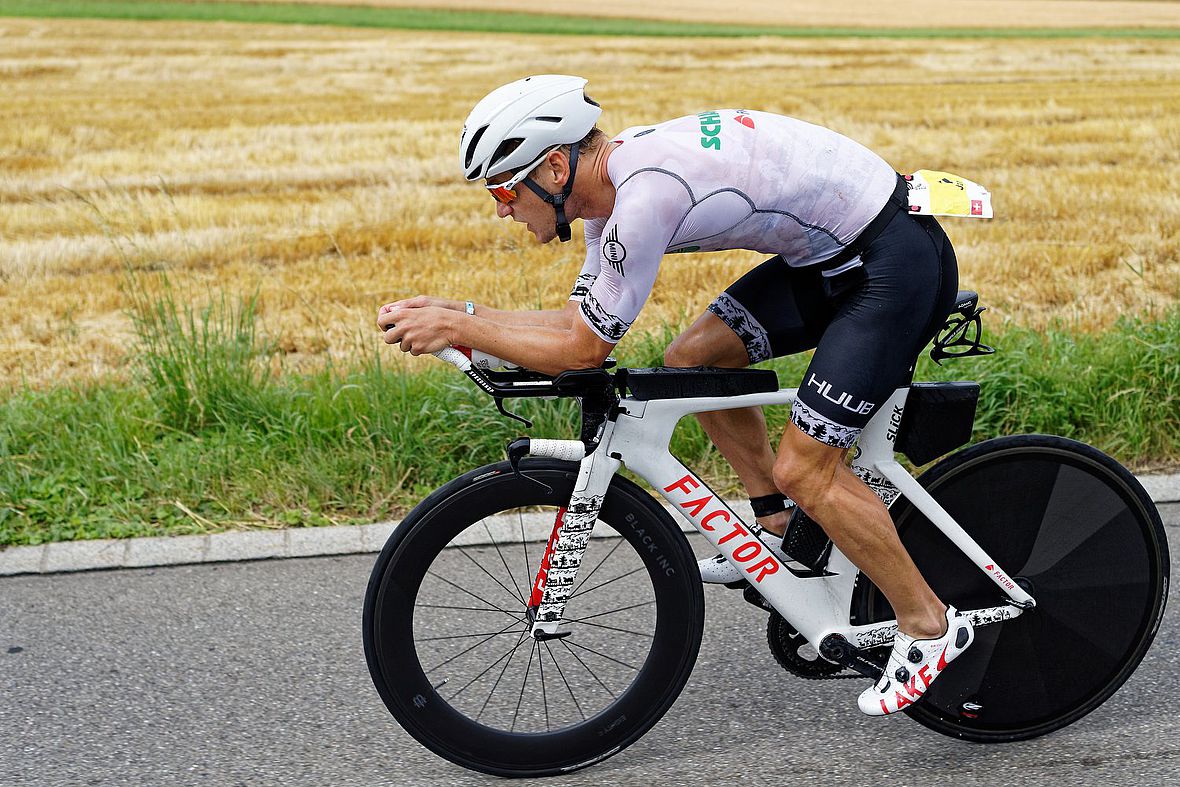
[{"xmin": 930, "ymin": 305, "xmax": 995, "ymax": 365}]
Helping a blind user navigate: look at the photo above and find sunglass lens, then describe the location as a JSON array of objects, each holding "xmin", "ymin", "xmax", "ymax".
[{"xmin": 490, "ymin": 185, "xmax": 516, "ymax": 205}]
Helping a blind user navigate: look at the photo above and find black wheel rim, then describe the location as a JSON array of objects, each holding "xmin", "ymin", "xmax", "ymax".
[{"xmin": 367, "ymin": 469, "xmax": 700, "ymax": 771}]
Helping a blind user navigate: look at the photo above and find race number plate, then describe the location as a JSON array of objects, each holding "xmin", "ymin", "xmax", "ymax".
[{"xmin": 906, "ymin": 170, "xmax": 993, "ymax": 219}]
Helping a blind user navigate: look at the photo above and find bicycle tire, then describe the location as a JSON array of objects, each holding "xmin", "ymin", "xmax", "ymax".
[
  {"xmin": 363, "ymin": 459, "xmax": 705, "ymax": 777},
  {"xmin": 850, "ymin": 434, "xmax": 1168, "ymax": 742}
]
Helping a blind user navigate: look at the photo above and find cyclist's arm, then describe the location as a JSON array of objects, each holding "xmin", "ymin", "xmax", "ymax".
[
  {"xmin": 448, "ymin": 304, "xmax": 614, "ymax": 376},
  {"xmin": 382, "ymin": 220, "xmax": 604, "ymax": 332},
  {"xmin": 459, "ymin": 300, "xmax": 582, "ymax": 329},
  {"xmin": 378, "ymin": 296, "xmax": 575, "ymax": 329},
  {"xmin": 569, "ymin": 172, "xmax": 679, "ymax": 347},
  {"xmin": 384, "ymin": 178, "xmax": 675, "ymax": 372}
]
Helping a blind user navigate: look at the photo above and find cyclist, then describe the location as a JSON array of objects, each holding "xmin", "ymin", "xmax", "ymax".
[{"xmin": 377, "ymin": 75, "xmax": 974, "ymax": 716}]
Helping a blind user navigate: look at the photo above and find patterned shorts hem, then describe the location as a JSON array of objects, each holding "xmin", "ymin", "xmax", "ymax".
[
  {"xmin": 707, "ymin": 292, "xmax": 772, "ymax": 364},
  {"xmin": 790, "ymin": 398, "xmax": 861, "ymax": 449}
]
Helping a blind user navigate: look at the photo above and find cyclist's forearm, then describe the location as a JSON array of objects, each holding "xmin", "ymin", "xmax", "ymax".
[
  {"xmin": 467, "ymin": 301, "xmax": 578, "ymax": 329},
  {"xmin": 450, "ymin": 310, "xmax": 611, "ymax": 376}
]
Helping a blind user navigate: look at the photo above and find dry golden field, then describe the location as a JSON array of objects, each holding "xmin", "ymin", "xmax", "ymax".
[
  {"xmin": 1, "ymin": 17, "xmax": 1178, "ymax": 388},
  {"xmin": 248, "ymin": 0, "xmax": 1180, "ymax": 29}
]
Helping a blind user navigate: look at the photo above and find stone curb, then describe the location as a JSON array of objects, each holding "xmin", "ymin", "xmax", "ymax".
[{"xmin": 2, "ymin": 474, "xmax": 1177, "ymax": 578}]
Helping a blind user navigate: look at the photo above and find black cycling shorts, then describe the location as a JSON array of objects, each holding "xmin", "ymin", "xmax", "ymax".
[{"xmin": 706, "ymin": 209, "xmax": 959, "ymax": 448}]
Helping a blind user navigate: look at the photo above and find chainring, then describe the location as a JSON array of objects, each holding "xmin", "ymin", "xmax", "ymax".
[{"xmin": 766, "ymin": 612, "xmax": 850, "ymax": 680}]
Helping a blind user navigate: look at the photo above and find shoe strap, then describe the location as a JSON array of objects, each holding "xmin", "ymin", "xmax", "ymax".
[{"xmin": 750, "ymin": 492, "xmax": 791, "ymax": 518}]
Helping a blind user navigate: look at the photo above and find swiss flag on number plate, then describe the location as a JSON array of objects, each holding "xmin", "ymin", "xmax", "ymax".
[{"xmin": 971, "ymin": 199, "xmax": 983, "ymax": 216}]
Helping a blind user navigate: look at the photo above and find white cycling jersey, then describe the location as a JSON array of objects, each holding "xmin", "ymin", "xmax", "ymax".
[{"xmin": 569, "ymin": 110, "xmax": 897, "ymax": 343}]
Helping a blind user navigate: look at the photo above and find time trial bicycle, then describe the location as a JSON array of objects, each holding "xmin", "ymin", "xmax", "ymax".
[{"xmin": 362, "ymin": 290, "xmax": 1168, "ymax": 777}]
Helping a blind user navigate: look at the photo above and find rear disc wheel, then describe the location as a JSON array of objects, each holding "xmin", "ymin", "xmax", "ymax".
[{"xmin": 852, "ymin": 435, "xmax": 1168, "ymax": 741}]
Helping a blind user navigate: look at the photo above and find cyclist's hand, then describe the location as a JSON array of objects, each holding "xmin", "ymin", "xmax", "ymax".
[
  {"xmin": 377, "ymin": 296, "xmax": 462, "ymax": 318},
  {"xmin": 377, "ymin": 305, "xmax": 454, "ymax": 356}
]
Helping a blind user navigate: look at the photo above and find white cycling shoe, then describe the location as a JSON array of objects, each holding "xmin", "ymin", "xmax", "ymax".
[
  {"xmin": 857, "ymin": 605, "xmax": 974, "ymax": 717},
  {"xmin": 697, "ymin": 527, "xmax": 790, "ymax": 586},
  {"xmin": 698, "ymin": 553, "xmax": 746, "ymax": 585}
]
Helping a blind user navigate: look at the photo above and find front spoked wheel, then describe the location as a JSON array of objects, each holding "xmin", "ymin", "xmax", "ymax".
[
  {"xmin": 852, "ymin": 435, "xmax": 1168, "ymax": 741},
  {"xmin": 363, "ymin": 459, "xmax": 704, "ymax": 777}
]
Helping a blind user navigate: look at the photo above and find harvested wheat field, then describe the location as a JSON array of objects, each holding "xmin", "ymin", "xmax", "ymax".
[
  {"xmin": 1, "ymin": 16, "xmax": 1178, "ymax": 388},
  {"xmin": 251, "ymin": 0, "xmax": 1180, "ymax": 30}
]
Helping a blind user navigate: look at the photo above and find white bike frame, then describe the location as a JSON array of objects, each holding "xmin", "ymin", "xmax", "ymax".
[
  {"xmin": 528, "ymin": 385, "xmax": 1037, "ymax": 650},
  {"xmin": 433, "ymin": 348, "xmax": 1036, "ymax": 655}
]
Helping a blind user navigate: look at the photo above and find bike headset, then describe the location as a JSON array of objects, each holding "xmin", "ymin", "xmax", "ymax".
[{"xmin": 459, "ymin": 75, "xmax": 602, "ymax": 242}]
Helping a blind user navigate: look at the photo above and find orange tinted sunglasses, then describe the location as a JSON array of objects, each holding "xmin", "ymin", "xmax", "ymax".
[
  {"xmin": 484, "ymin": 146, "xmax": 559, "ymax": 205},
  {"xmin": 487, "ymin": 182, "xmax": 518, "ymax": 205}
]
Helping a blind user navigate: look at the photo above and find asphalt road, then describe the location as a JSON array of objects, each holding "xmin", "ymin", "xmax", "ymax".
[{"xmin": 3, "ymin": 505, "xmax": 1178, "ymax": 787}]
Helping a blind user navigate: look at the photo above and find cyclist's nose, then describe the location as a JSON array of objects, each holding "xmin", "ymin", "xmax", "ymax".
[{"xmin": 496, "ymin": 201, "xmax": 513, "ymax": 219}]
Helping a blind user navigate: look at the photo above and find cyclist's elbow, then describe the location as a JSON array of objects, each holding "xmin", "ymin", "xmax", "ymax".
[
  {"xmin": 566, "ymin": 332, "xmax": 614, "ymax": 370},
  {"xmin": 568, "ymin": 347, "xmax": 611, "ymax": 370},
  {"xmin": 561, "ymin": 314, "xmax": 616, "ymax": 370}
]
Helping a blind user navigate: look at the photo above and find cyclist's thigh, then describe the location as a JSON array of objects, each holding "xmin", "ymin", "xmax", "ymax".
[
  {"xmin": 706, "ymin": 254, "xmax": 835, "ymax": 365},
  {"xmin": 666, "ymin": 309, "xmax": 751, "ymax": 367},
  {"xmin": 791, "ymin": 213, "xmax": 959, "ymax": 449}
]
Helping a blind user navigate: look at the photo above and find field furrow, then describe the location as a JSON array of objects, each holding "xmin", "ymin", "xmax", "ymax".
[{"xmin": 1, "ymin": 18, "xmax": 1177, "ymax": 387}]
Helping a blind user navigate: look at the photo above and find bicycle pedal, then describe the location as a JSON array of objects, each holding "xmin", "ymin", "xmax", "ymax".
[{"xmin": 818, "ymin": 634, "xmax": 885, "ymax": 680}]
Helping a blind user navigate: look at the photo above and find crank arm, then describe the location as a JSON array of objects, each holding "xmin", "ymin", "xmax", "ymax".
[{"xmin": 819, "ymin": 635, "xmax": 885, "ymax": 680}]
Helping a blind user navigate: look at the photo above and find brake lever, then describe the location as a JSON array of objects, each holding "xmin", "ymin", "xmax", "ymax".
[
  {"xmin": 496, "ymin": 398, "xmax": 533, "ymax": 429},
  {"xmin": 506, "ymin": 437, "xmax": 552, "ymax": 493}
]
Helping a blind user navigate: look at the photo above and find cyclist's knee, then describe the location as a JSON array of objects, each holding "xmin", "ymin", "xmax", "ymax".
[
  {"xmin": 664, "ymin": 332, "xmax": 709, "ymax": 367},
  {"xmin": 664, "ymin": 313, "xmax": 748, "ymax": 368},
  {"xmin": 772, "ymin": 455, "xmax": 817, "ymax": 507},
  {"xmin": 772, "ymin": 430, "xmax": 843, "ymax": 508}
]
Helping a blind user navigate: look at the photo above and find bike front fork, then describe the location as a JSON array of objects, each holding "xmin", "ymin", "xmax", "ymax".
[{"xmin": 508, "ymin": 438, "xmax": 620, "ymax": 638}]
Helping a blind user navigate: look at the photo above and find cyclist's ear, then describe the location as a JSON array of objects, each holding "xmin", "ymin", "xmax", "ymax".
[{"xmin": 542, "ymin": 148, "xmax": 570, "ymax": 188}]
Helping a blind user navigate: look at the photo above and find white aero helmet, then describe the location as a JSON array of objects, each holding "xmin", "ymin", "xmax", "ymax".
[{"xmin": 459, "ymin": 75, "xmax": 602, "ymax": 182}]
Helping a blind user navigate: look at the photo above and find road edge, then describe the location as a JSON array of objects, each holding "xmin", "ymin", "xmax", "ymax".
[{"xmin": 3, "ymin": 473, "xmax": 1177, "ymax": 577}]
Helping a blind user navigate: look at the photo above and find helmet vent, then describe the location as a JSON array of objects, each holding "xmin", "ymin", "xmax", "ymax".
[
  {"xmin": 490, "ymin": 137, "xmax": 525, "ymax": 170},
  {"xmin": 534, "ymin": 116, "xmax": 562, "ymax": 124},
  {"xmin": 463, "ymin": 124, "xmax": 489, "ymax": 169}
]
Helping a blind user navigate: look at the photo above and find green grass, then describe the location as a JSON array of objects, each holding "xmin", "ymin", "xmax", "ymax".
[
  {"xmin": 2, "ymin": 0, "xmax": 1177, "ymax": 39},
  {"xmin": 0, "ymin": 277, "xmax": 1177, "ymax": 548}
]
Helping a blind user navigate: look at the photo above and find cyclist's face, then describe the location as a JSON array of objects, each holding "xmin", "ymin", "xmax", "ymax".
[{"xmin": 487, "ymin": 174, "xmax": 558, "ymax": 243}]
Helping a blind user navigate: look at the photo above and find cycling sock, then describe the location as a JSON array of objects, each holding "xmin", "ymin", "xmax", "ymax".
[{"xmin": 749, "ymin": 492, "xmax": 792, "ymax": 519}]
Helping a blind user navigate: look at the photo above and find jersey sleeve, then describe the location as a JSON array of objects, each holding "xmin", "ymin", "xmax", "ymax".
[
  {"xmin": 578, "ymin": 170, "xmax": 687, "ymax": 343},
  {"xmin": 569, "ymin": 218, "xmax": 605, "ymax": 302}
]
